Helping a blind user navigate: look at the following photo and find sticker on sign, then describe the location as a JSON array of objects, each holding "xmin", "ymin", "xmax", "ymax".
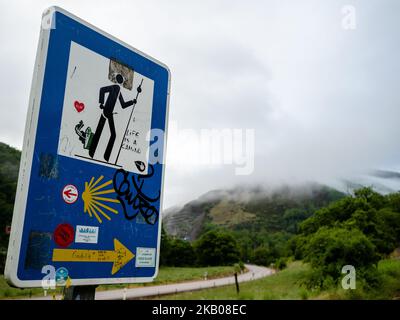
[
  {"xmin": 75, "ymin": 225, "xmax": 99, "ymax": 244},
  {"xmin": 62, "ymin": 184, "xmax": 78, "ymax": 204},
  {"xmin": 135, "ymin": 247, "xmax": 156, "ymax": 268},
  {"xmin": 58, "ymin": 42, "xmax": 154, "ymax": 175}
]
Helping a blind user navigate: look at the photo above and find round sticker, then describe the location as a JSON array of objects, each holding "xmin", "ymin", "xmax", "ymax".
[
  {"xmin": 54, "ymin": 223, "xmax": 74, "ymax": 247},
  {"xmin": 55, "ymin": 267, "xmax": 69, "ymax": 286},
  {"xmin": 62, "ymin": 184, "xmax": 78, "ymax": 204}
]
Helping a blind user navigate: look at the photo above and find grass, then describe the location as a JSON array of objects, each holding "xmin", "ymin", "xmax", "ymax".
[
  {"xmin": 160, "ymin": 261, "xmax": 313, "ymax": 300},
  {"xmin": 0, "ymin": 279, "xmax": 46, "ymax": 299},
  {"xmin": 374, "ymin": 259, "xmax": 400, "ymax": 299},
  {"xmin": 0, "ymin": 265, "xmax": 235, "ymax": 299},
  {"xmin": 97, "ymin": 266, "xmax": 236, "ymax": 291},
  {"xmin": 158, "ymin": 259, "xmax": 400, "ymax": 300}
]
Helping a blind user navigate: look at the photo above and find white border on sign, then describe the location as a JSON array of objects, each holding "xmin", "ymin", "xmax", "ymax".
[{"xmin": 4, "ymin": 6, "xmax": 171, "ymax": 288}]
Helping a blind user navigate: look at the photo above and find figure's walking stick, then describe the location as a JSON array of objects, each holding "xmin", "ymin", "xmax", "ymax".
[{"xmin": 115, "ymin": 78, "xmax": 144, "ymax": 165}]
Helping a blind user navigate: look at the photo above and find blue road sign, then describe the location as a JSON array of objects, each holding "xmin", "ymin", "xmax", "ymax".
[{"xmin": 5, "ymin": 7, "xmax": 170, "ymax": 287}]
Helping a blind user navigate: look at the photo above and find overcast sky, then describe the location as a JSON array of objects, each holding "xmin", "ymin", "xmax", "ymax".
[{"xmin": 1, "ymin": 0, "xmax": 400, "ymax": 208}]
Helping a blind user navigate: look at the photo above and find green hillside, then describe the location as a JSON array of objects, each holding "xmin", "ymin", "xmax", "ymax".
[
  {"xmin": 0, "ymin": 142, "xmax": 20, "ymax": 271},
  {"xmin": 164, "ymin": 185, "xmax": 344, "ymax": 240},
  {"xmin": 163, "ymin": 184, "xmax": 345, "ymax": 265}
]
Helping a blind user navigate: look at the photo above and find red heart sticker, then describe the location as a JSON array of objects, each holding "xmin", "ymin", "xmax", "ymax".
[{"xmin": 74, "ymin": 100, "xmax": 85, "ymax": 112}]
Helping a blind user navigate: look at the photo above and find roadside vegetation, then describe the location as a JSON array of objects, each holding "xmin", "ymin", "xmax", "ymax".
[
  {"xmin": 0, "ymin": 265, "xmax": 236, "ymax": 299},
  {"xmin": 160, "ymin": 259, "xmax": 400, "ymax": 300}
]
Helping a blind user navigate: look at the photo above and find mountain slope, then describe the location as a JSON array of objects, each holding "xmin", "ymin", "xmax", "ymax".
[
  {"xmin": 0, "ymin": 142, "xmax": 20, "ymax": 248},
  {"xmin": 163, "ymin": 184, "xmax": 345, "ymax": 241},
  {"xmin": 0, "ymin": 142, "xmax": 20, "ymax": 271}
]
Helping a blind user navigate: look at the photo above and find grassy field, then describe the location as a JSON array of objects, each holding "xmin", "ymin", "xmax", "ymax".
[
  {"xmin": 159, "ymin": 261, "xmax": 310, "ymax": 300},
  {"xmin": 158, "ymin": 259, "xmax": 400, "ymax": 300},
  {"xmin": 0, "ymin": 265, "xmax": 235, "ymax": 299}
]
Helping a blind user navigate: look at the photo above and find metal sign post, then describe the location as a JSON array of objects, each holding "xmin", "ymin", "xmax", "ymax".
[
  {"xmin": 63, "ymin": 285, "xmax": 97, "ymax": 300},
  {"xmin": 5, "ymin": 7, "xmax": 170, "ymax": 295}
]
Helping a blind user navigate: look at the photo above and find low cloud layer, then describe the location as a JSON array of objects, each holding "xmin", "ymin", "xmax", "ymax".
[{"xmin": 1, "ymin": 0, "xmax": 400, "ymax": 208}]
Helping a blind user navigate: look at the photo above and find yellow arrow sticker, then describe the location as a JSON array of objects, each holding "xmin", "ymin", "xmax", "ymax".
[{"xmin": 52, "ymin": 238, "xmax": 135, "ymax": 275}]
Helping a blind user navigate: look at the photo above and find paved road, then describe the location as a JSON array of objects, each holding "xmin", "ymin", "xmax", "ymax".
[
  {"xmin": 28, "ymin": 264, "xmax": 274, "ymax": 300},
  {"xmin": 98, "ymin": 264, "xmax": 274, "ymax": 300}
]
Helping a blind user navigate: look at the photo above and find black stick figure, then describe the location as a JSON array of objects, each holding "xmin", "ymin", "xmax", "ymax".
[{"xmin": 89, "ymin": 74, "xmax": 134, "ymax": 162}]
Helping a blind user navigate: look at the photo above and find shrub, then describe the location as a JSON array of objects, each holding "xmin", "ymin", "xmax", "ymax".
[
  {"xmin": 303, "ymin": 227, "xmax": 379, "ymax": 288},
  {"xmin": 252, "ymin": 246, "xmax": 273, "ymax": 266},
  {"xmin": 275, "ymin": 258, "xmax": 287, "ymax": 270},
  {"xmin": 194, "ymin": 230, "xmax": 240, "ymax": 266}
]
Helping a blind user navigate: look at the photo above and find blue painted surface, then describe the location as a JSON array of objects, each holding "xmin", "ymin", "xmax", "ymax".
[{"xmin": 17, "ymin": 11, "xmax": 168, "ymax": 281}]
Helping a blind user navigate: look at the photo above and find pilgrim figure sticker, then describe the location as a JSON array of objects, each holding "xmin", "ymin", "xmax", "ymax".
[{"xmin": 58, "ymin": 42, "xmax": 154, "ymax": 174}]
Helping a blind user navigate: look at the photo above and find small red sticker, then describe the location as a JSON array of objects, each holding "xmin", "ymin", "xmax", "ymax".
[
  {"xmin": 74, "ymin": 100, "xmax": 85, "ymax": 113},
  {"xmin": 54, "ymin": 223, "xmax": 74, "ymax": 247}
]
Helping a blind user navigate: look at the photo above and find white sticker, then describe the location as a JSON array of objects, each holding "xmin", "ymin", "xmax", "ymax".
[
  {"xmin": 57, "ymin": 41, "xmax": 154, "ymax": 175},
  {"xmin": 62, "ymin": 184, "xmax": 78, "ymax": 204},
  {"xmin": 75, "ymin": 225, "xmax": 99, "ymax": 244},
  {"xmin": 135, "ymin": 247, "xmax": 156, "ymax": 267}
]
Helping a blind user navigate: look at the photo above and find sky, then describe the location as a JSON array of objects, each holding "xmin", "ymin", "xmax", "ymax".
[{"xmin": 1, "ymin": 0, "xmax": 400, "ymax": 208}]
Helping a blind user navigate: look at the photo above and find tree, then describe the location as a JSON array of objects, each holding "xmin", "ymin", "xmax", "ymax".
[
  {"xmin": 303, "ymin": 226, "xmax": 379, "ymax": 288},
  {"xmin": 252, "ymin": 246, "xmax": 273, "ymax": 266},
  {"xmin": 160, "ymin": 227, "xmax": 196, "ymax": 266},
  {"xmin": 167, "ymin": 238, "xmax": 196, "ymax": 267},
  {"xmin": 0, "ymin": 143, "xmax": 20, "ymax": 249},
  {"xmin": 159, "ymin": 226, "xmax": 171, "ymax": 266},
  {"xmin": 194, "ymin": 230, "xmax": 240, "ymax": 266},
  {"xmin": 299, "ymin": 187, "xmax": 385, "ymax": 236},
  {"xmin": 299, "ymin": 188, "xmax": 400, "ymax": 258},
  {"xmin": 345, "ymin": 208, "xmax": 400, "ymax": 256},
  {"xmin": 283, "ymin": 208, "xmax": 310, "ymax": 233},
  {"xmin": 292, "ymin": 187, "xmax": 400, "ymax": 289}
]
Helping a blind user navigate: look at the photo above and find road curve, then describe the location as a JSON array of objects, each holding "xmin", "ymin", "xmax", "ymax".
[
  {"xmin": 96, "ymin": 264, "xmax": 274, "ymax": 300},
  {"xmin": 26, "ymin": 264, "xmax": 274, "ymax": 300}
]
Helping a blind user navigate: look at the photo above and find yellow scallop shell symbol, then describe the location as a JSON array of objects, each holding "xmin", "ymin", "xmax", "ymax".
[{"xmin": 82, "ymin": 175, "xmax": 119, "ymax": 223}]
